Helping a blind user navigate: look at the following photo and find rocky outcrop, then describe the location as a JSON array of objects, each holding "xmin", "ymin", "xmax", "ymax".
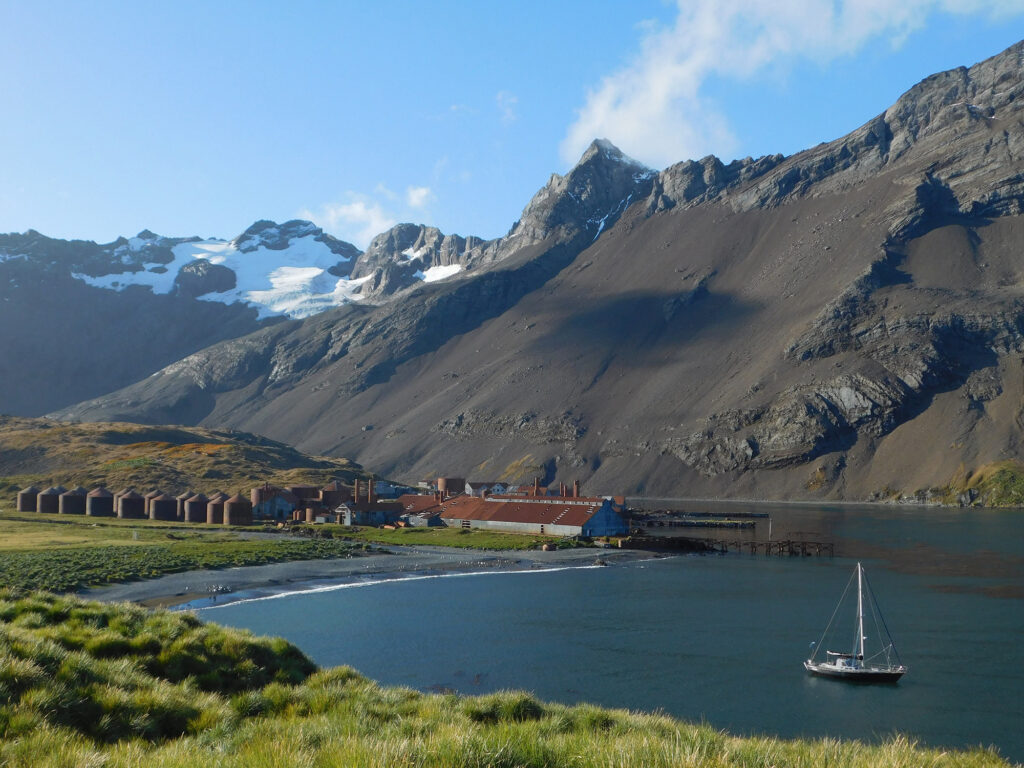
[
  {"xmin": 233, "ymin": 219, "xmax": 360, "ymax": 262},
  {"xmin": 512, "ymin": 139, "xmax": 657, "ymax": 246},
  {"xmin": 435, "ymin": 410, "xmax": 585, "ymax": 443},
  {"xmin": 174, "ymin": 260, "xmax": 237, "ymax": 298}
]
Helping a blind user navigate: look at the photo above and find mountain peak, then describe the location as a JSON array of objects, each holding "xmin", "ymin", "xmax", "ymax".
[{"xmin": 580, "ymin": 138, "xmax": 648, "ymax": 170}]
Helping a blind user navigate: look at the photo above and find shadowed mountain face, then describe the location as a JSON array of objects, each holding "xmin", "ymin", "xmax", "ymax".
[{"xmin": 53, "ymin": 41, "xmax": 1024, "ymax": 500}]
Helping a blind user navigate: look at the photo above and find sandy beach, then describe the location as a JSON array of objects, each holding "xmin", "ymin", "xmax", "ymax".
[{"xmin": 83, "ymin": 544, "xmax": 664, "ymax": 609}]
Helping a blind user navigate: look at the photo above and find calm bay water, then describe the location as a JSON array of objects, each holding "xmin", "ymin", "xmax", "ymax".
[{"xmin": 197, "ymin": 504, "xmax": 1024, "ymax": 762}]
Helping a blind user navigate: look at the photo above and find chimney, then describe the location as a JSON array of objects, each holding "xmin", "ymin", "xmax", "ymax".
[
  {"xmin": 533, "ymin": 477, "xmax": 540, "ymax": 496},
  {"xmin": 573, "ymin": 480, "xmax": 580, "ymax": 498},
  {"xmin": 559, "ymin": 482, "xmax": 567, "ymax": 497},
  {"xmin": 369, "ymin": 479, "xmax": 376, "ymax": 505},
  {"xmin": 354, "ymin": 478, "xmax": 361, "ymax": 504}
]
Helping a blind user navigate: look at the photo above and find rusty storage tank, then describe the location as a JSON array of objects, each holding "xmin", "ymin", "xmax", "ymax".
[
  {"xmin": 206, "ymin": 492, "xmax": 228, "ymax": 524},
  {"xmin": 175, "ymin": 490, "xmax": 193, "ymax": 521},
  {"xmin": 117, "ymin": 490, "xmax": 146, "ymax": 519},
  {"xmin": 112, "ymin": 487, "xmax": 133, "ymax": 511},
  {"xmin": 59, "ymin": 486, "xmax": 88, "ymax": 515},
  {"xmin": 224, "ymin": 494, "xmax": 253, "ymax": 526},
  {"xmin": 183, "ymin": 493, "xmax": 208, "ymax": 523},
  {"xmin": 437, "ymin": 477, "xmax": 466, "ymax": 497},
  {"xmin": 16, "ymin": 485, "xmax": 40, "ymax": 512},
  {"xmin": 305, "ymin": 507, "xmax": 316, "ymax": 523},
  {"xmin": 37, "ymin": 486, "xmax": 66, "ymax": 514},
  {"xmin": 251, "ymin": 485, "xmax": 281, "ymax": 506},
  {"xmin": 86, "ymin": 487, "xmax": 114, "ymax": 517},
  {"xmin": 143, "ymin": 489, "xmax": 164, "ymax": 516},
  {"xmin": 149, "ymin": 493, "xmax": 177, "ymax": 521}
]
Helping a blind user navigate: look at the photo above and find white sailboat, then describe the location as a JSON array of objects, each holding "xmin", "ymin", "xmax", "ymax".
[{"xmin": 804, "ymin": 562, "xmax": 907, "ymax": 683}]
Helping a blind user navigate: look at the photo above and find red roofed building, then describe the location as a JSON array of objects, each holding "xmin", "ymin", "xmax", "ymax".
[
  {"xmin": 394, "ymin": 493, "xmax": 445, "ymax": 526},
  {"xmin": 439, "ymin": 493, "xmax": 628, "ymax": 537}
]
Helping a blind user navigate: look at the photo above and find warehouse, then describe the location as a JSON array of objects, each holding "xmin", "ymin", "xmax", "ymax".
[{"xmin": 439, "ymin": 493, "xmax": 628, "ymax": 537}]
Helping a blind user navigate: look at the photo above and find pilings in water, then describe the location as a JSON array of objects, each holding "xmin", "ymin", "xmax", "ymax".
[
  {"xmin": 623, "ymin": 535, "xmax": 833, "ymax": 557},
  {"xmin": 691, "ymin": 538, "xmax": 834, "ymax": 557}
]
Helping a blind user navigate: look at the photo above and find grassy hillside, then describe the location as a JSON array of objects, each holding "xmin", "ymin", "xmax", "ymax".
[
  {"xmin": 0, "ymin": 590, "xmax": 1012, "ymax": 768},
  {"xmin": 0, "ymin": 415, "xmax": 368, "ymax": 497}
]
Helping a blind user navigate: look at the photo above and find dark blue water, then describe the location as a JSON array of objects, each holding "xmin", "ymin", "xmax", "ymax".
[{"xmin": 198, "ymin": 505, "xmax": 1024, "ymax": 762}]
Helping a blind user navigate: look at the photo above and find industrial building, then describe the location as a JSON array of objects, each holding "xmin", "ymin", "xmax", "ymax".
[{"xmin": 439, "ymin": 493, "xmax": 629, "ymax": 537}]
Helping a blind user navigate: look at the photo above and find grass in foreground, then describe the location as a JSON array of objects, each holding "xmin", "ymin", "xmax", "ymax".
[{"xmin": 0, "ymin": 590, "xmax": 1013, "ymax": 768}]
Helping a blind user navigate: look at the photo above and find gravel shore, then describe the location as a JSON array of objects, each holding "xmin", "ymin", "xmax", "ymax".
[{"xmin": 83, "ymin": 544, "xmax": 663, "ymax": 609}]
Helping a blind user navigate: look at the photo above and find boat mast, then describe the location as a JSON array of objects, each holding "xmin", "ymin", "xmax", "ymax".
[{"xmin": 856, "ymin": 562, "xmax": 865, "ymax": 661}]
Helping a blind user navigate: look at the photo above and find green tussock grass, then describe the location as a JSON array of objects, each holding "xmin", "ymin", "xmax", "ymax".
[
  {"xmin": 941, "ymin": 461, "xmax": 1024, "ymax": 507},
  {"xmin": 323, "ymin": 524, "xmax": 574, "ymax": 550},
  {"xmin": 0, "ymin": 513, "xmax": 366, "ymax": 592},
  {"xmin": 0, "ymin": 591, "xmax": 1013, "ymax": 768}
]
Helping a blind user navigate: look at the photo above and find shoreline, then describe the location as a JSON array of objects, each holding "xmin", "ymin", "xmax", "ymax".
[{"xmin": 83, "ymin": 544, "xmax": 666, "ymax": 610}]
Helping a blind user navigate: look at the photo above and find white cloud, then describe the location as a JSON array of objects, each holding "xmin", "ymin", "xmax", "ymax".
[
  {"xmin": 406, "ymin": 185, "xmax": 434, "ymax": 208},
  {"xmin": 561, "ymin": 0, "xmax": 1024, "ymax": 169},
  {"xmin": 496, "ymin": 90, "xmax": 519, "ymax": 123},
  {"xmin": 299, "ymin": 196, "xmax": 397, "ymax": 249}
]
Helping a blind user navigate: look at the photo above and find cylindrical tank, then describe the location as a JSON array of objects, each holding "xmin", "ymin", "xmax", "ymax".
[
  {"xmin": 59, "ymin": 487, "xmax": 87, "ymax": 515},
  {"xmin": 183, "ymin": 493, "xmax": 208, "ymax": 523},
  {"xmin": 305, "ymin": 507, "xmax": 316, "ymax": 523},
  {"xmin": 16, "ymin": 485, "xmax": 40, "ymax": 512},
  {"xmin": 149, "ymin": 493, "xmax": 177, "ymax": 521},
  {"xmin": 206, "ymin": 492, "xmax": 228, "ymax": 524},
  {"xmin": 437, "ymin": 477, "xmax": 465, "ymax": 497},
  {"xmin": 117, "ymin": 490, "xmax": 146, "ymax": 519},
  {"xmin": 37, "ymin": 486, "xmax": 65, "ymax": 514},
  {"xmin": 112, "ymin": 487, "xmax": 133, "ymax": 511},
  {"xmin": 86, "ymin": 487, "xmax": 114, "ymax": 517},
  {"xmin": 224, "ymin": 494, "xmax": 253, "ymax": 526},
  {"xmin": 250, "ymin": 485, "xmax": 280, "ymax": 506},
  {"xmin": 175, "ymin": 491, "xmax": 193, "ymax": 521},
  {"xmin": 144, "ymin": 489, "xmax": 164, "ymax": 516}
]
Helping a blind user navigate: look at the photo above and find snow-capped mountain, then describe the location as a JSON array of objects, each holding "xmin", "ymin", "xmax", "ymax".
[
  {"xmin": 1, "ymin": 136, "xmax": 667, "ymax": 418},
  {"xmin": 68, "ymin": 220, "xmax": 367, "ymax": 320}
]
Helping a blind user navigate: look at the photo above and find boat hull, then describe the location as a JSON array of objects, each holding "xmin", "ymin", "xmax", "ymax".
[{"xmin": 804, "ymin": 660, "xmax": 906, "ymax": 683}]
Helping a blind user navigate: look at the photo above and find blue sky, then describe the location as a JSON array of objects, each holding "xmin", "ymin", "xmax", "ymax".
[{"xmin": 2, "ymin": 1, "xmax": 1024, "ymax": 248}]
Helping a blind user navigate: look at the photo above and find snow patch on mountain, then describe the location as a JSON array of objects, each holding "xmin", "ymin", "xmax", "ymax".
[
  {"xmin": 414, "ymin": 264, "xmax": 463, "ymax": 282},
  {"xmin": 73, "ymin": 234, "xmax": 366, "ymax": 319}
]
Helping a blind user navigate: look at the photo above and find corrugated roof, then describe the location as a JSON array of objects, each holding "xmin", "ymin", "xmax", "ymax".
[
  {"xmin": 439, "ymin": 495, "xmax": 606, "ymax": 527},
  {"xmin": 396, "ymin": 494, "xmax": 442, "ymax": 514},
  {"xmin": 88, "ymin": 487, "xmax": 113, "ymax": 498}
]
